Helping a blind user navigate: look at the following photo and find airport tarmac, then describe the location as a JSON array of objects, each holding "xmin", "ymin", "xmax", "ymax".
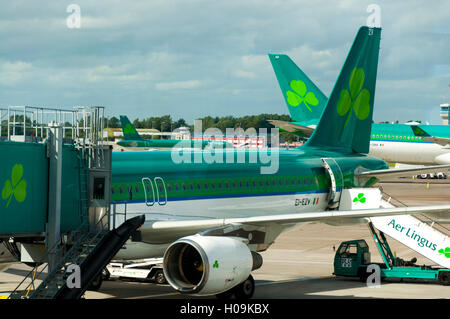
[{"xmin": 0, "ymin": 180, "xmax": 449, "ymax": 299}]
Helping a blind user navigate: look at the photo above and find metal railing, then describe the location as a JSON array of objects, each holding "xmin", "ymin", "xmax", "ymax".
[
  {"xmin": 381, "ymin": 190, "xmax": 450, "ymax": 237},
  {"xmin": 8, "ymin": 211, "xmax": 110, "ymax": 299}
]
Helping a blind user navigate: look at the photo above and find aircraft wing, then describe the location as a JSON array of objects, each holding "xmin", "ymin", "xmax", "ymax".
[
  {"xmin": 356, "ymin": 164, "xmax": 450, "ymax": 178},
  {"xmin": 139, "ymin": 204, "xmax": 450, "ymax": 243},
  {"xmin": 410, "ymin": 125, "xmax": 450, "ymax": 146},
  {"xmin": 420, "ymin": 136, "xmax": 450, "ymax": 147},
  {"xmin": 267, "ymin": 120, "xmax": 314, "ymax": 135}
]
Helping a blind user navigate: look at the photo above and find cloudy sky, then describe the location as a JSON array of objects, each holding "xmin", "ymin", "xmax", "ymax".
[{"xmin": 0, "ymin": 0, "xmax": 449, "ymax": 124}]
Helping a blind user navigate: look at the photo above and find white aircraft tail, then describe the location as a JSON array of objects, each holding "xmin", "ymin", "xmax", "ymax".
[{"xmin": 371, "ymin": 200, "xmax": 450, "ymax": 268}]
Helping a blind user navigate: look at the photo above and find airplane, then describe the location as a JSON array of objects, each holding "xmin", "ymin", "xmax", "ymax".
[
  {"xmin": 268, "ymin": 53, "xmax": 450, "ymax": 165},
  {"xmin": 117, "ymin": 115, "xmax": 234, "ymax": 150},
  {"xmin": 110, "ymin": 27, "xmax": 450, "ymax": 299}
]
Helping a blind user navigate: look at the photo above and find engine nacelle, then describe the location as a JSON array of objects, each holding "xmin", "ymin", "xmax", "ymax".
[{"xmin": 163, "ymin": 235, "xmax": 262, "ymax": 296}]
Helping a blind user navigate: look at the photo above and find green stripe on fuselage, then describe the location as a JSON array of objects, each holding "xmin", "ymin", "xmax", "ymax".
[
  {"xmin": 110, "ymin": 148, "xmax": 387, "ymax": 203},
  {"xmin": 289, "ymin": 121, "xmax": 450, "ymax": 144}
]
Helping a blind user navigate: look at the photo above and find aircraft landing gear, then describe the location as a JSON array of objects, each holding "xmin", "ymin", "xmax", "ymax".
[{"xmin": 216, "ymin": 275, "xmax": 255, "ymax": 299}]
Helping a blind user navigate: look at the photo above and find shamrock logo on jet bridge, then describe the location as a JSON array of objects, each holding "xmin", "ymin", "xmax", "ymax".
[
  {"xmin": 285, "ymin": 80, "xmax": 319, "ymax": 112},
  {"xmin": 336, "ymin": 67, "xmax": 371, "ymax": 127},
  {"xmin": 2, "ymin": 164, "xmax": 27, "ymax": 208}
]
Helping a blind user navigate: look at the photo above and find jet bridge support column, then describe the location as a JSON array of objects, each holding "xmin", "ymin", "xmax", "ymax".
[{"xmin": 46, "ymin": 122, "xmax": 63, "ymax": 273}]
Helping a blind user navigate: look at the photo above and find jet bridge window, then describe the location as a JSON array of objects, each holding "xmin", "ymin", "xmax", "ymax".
[{"xmin": 93, "ymin": 177, "xmax": 106, "ymax": 200}]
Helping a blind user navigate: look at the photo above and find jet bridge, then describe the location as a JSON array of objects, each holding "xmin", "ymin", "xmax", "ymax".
[{"xmin": 0, "ymin": 105, "xmax": 138, "ymax": 299}]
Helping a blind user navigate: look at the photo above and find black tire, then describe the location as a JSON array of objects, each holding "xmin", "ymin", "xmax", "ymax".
[
  {"xmin": 102, "ymin": 268, "xmax": 110, "ymax": 281},
  {"xmin": 233, "ymin": 275, "xmax": 255, "ymax": 299},
  {"xmin": 358, "ymin": 267, "xmax": 369, "ymax": 283},
  {"xmin": 438, "ymin": 271, "xmax": 450, "ymax": 286},
  {"xmin": 88, "ymin": 274, "xmax": 103, "ymax": 291},
  {"xmin": 154, "ymin": 270, "xmax": 166, "ymax": 285}
]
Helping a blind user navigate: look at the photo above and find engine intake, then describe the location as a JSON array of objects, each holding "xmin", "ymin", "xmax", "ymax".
[{"xmin": 163, "ymin": 235, "xmax": 262, "ymax": 296}]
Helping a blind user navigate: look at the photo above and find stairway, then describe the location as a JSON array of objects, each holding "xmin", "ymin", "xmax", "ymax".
[
  {"xmin": 370, "ymin": 193, "xmax": 450, "ymax": 269},
  {"xmin": 9, "ymin": 225, "xmax": 107, "ymax": 299}
]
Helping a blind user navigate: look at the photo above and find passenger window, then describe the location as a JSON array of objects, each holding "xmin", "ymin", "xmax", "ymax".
[
  {"xmin": 118, "ymin": 186, "xmax": 123, "ymax": 194},
  {"xmin": 189, "ymin": 183, "xmax": 194, "ymax": 190},
  {"xmin": 111, "ymin": 187, "xmax": 115, "ymax": 194},
  {"xmin": 167, "ymin": 184, "xmax": 172, "ymax": 192},
  {"xmin": 175, "ymin": 184, "xmax": 180, "ymax": 191},
  {"xmin": 204, "ymin": 182, "xmax": 208, "ymax": 189},
  {"xmin": 135, "ymin": 185, "xmax": 139, "ymax": 193},
  {"xmin": 182, "ymin": 183, "xmax": 186, "ymax": 191}
]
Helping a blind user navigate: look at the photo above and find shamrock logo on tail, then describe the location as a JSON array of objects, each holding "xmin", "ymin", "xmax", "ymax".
[
  {"xmin": 124, "ymin": 123, "xmax": 136, "ymax": 135},
  {"xmin": 337, "ymin": 67, "xmax": 371, "ymax": 127},
  {"xmin": 285, "ymin": 80, "xmax": 319, "ymax": 112},
  {"xmin": 353, "ymin": 193, "xmax": 366, "ymax": 204},
  {"xmin": 438, "ymin": 247, "xmax": 450, "ymax": 258},
  {"xmin": 2, "ymin": 164, "xmax": 27, "ymax": 208}
]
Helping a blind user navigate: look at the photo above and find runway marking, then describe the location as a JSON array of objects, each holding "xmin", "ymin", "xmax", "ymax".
[
  {"xmin": 262, "ymin": 259, "xmax": 330, "ymax": 264},
  {"xmin": 256, "ymin": 276, "xmax": 326, "ymax": 286},
  {"xmin": 131, "ymin": 292, "xmax": 180, "ymax": 299}
]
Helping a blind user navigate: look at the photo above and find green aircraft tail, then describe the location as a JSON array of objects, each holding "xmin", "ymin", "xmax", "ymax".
[
  {"xmin": 304, "ymin": 26, "xmax": 381, "ymax": 154},
  {"xmin": 410, "ymin": 125, "xmax": 430, "ymax": 137},
  {"xmin": 120, "ymin": 115, "xmax": 142, "ymax": 140},
  {"xmin": 268, "ymin": 54, "xmax": 327, "ymax": 125}
]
